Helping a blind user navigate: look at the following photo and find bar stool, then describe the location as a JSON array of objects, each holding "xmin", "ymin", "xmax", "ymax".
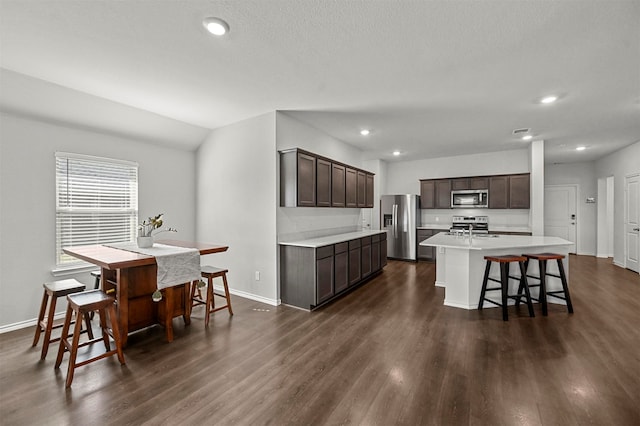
[
  {"xmin": 32, "ymin": 279, "xmax": 92, "ymax": 360},
  {"xmin": 191, "ymin": 266, "xmax": 233, "ymax": 327},
  {"xmin": 55, "ymin": 290, "xmax": 125, "ymax": 387},
  {"xmin": 518, "ymin": 253, "xmax": 574, "ymax": 316},
  {"xmin": 89, "ymin": 271, "xmax": 101, "ymax": 320},
  {"xmin": 479, "ymin": 255, "xmax": 535, "ymax": 321}
]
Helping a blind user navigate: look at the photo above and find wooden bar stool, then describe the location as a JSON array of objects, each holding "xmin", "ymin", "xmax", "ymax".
[
  {"xmin": 54, "ymin": 290, "xmax": 125, "ymax": 387},
  {"xmin": 32, "ymin": 279, "xmax": 92, "ymax": 360},
  {"xmin": 191, "ymin": 266, "xmax": 233, "ymax": 327},
  {"xmin": 89, "ymin": 270, "xmax": 101, "ymax": 320},
  {"xmin": 479, "ymin": 255, "xmax": 535, "ymax": 321},
  {"xmin": 518, "ymin": 253, "xmax": 574, "ymax": 316}
]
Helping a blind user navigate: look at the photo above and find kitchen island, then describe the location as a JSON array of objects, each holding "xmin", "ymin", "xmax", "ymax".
[{"xmin": 420, "ymin": 233, "xmax": 573, "ymax": 310}]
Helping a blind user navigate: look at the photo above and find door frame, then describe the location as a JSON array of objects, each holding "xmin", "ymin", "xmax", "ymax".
[
  {"xmin": 544, "ymin": 184, "xmax": 578, "ymax": 254},
  {"xmin": 624, "ymin": 173, "xmax": 639, "ymax": 272}
]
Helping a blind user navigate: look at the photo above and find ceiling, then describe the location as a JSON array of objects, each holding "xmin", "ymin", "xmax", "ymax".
[{"xmin": 1, "ymin": 0, "xmax": 638, "ymax": 164}]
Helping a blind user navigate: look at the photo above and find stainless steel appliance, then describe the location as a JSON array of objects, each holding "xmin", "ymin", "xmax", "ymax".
[
  {"xmin": 451, "ymin": 189, "xmax": 489, "ymax": 208},
  {"xmin": 381, "ymin": 194, "xmax": 421, "ymax": 261},
  {"xmin": 450, "ymin": 215, "xmax": 489, "ymax": 233}
]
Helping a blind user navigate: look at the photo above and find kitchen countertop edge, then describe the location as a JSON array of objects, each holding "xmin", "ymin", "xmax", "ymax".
[{"xmin": 279, "ymin": 230, "xmax": 387, "ymax": 248}]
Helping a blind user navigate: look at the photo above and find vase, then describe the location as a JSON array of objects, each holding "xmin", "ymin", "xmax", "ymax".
[{"xmin": 137, "ymin": 236, "xmax": 153, "ymax": 248}]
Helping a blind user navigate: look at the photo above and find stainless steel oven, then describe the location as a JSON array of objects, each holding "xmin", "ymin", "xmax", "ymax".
[{"xmin": 451, "ymin": 189, "xmax": 488, "ymax": 208}]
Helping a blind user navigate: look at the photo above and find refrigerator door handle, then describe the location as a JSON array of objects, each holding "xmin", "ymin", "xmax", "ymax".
[{"xmin": 392, "ymin": 204, "xmax": 398, "ymax": 238}]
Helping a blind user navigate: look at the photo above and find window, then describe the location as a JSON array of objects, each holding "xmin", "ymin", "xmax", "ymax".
[{"xmin": 56, "ymin": 152, "xmax": 138, "ymax": 268}]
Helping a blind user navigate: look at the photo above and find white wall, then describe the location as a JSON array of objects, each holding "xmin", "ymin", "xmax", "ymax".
[
  {"xmin": 197, "ymin": 112, "xmax": 279, "ymax": 305},
  {"xmin": 595, "ymin": 141, "xmax": 640, "ymax": 266},
  {"xmin": 386, "ymin": 148, "xmax": 531, "ymax": 229},
  {"xmin": 0, "ymin": 113, "xmax": 197, "ymax": 330},
  {"xmin": 544, "ymin": 162, "xmax": 598, "ymax": 256},
  {"xmin": 276, "ymin": 112, "xmax": 366, "ymax": 241}
]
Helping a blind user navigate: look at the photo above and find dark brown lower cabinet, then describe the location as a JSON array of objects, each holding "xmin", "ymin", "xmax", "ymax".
[
  {"xmin": 348, "ymin": 239, "xmax": 361, "ymax": 286},
  {"xmin": 334, "ymin": 242, "xmax": 349, "ymax": 293},
  {"xmin": 361, "ymin": 237, "xmax": 372, "ymax": 278},
  {"xmin": 417, "ymin": 229, "xmax": 436, "ymax": 261},
  {"xmin": 280, "ymin": 232, "xmax": 387, "ymax": 310},
  {"xmin": 316, "ymin": 245, "xmax": 334, "ymax": 304}
]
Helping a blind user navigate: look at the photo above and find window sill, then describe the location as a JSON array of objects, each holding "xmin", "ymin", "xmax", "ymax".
[{"xmin": 51, "ymin": 264, "xmax": 99, "ymax": 277}]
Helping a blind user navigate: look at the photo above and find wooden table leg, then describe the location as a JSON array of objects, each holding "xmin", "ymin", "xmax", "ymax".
[
  {"xmin": 164, "ymin": 286, "xmax": 175, "ymax": 342},
  {"xmin": 183, "ymin": 282, "xmax": 193, "ymax": 325},
  {"xmin": 116, "ymin": 269, "xmax": 129, "ymax": 347}
]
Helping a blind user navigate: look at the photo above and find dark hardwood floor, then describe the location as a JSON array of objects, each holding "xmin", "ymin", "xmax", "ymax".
[{"xmin": 1, "ymin": 255, "xmax": 639, "ymax": 425}]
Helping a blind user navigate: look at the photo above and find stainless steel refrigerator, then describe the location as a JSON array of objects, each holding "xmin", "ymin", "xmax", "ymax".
[{"xmin": 381, "ymin": 194, "xmax": 421, "ymax": 261}]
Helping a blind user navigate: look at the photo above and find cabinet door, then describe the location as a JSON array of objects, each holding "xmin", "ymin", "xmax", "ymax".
[
  {"xmin": 297, "ymin": 153, "xmax": 316, "ymax": 207},
  {"xmin": 470, "ymin": 177, "xmax": 489, "ymax": 189},
  {"xmin": 381, "ymin": 238, "xmax": 387, "ymax": 266},
  {"xmin": 316, "ymin": 256, "xmax": 334, "ymax": 304},
  {"xmin": 316, "ymin": 158, "xmax": 331, "ymax": 207},
  {"xmin": 365, "ymin": 174, "xmax": 374, "ymax": 208},
  {"xmin": 361, "ymin": 238, "xmax": 372, "ymax": 277},
  {"xmin": 334, "ymin": 250, "xmax": 349, "ymax": 293},
  {"xmin": 489, "ymin": 176, "xmax": 509, "ymax": 209},
  {"xmin": 345, "ymin": 168, "xmax": 358, "ymax": 208},
  {"xmin": 331, "ymin": 164, "xmax": 346, "ymax": 207},
  {"xmin": 357, "ymin": 171, "xmax": 366, "ymax": 207},
  {"xmin": 420, "ymin": 180, "xmax": 435, "ymax": 209},
  {"xmin": 509, "ymin": 174, "xmax": 530, "ymax": 209},
  {"xmin": 451, "ymin": 178, "xmax": 469, "ymax": 190},
  {"xmin": 371, "ymin": 240, "xmax": 380, "ymax": 272},
  {"xmin": 349, "ymin": 248, "xmax": 361, "ymax": 286},
  {"xmin": 417, "ymin": 230, "xmax": 435, "ymax": 261},
  {"xmin": 435, "ymin": 179, "xmax": 452, "ymax": 209}
]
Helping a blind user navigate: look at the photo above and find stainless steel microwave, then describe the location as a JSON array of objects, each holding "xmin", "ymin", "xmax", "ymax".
[{"xmin": 451, "ymin": 189, "xmax": 489, "ymax": 208}]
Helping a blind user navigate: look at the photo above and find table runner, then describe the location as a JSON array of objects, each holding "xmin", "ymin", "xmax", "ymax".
[{"xmin": 105, "ymin": 242, "xmax": 201, "ymax": 289}]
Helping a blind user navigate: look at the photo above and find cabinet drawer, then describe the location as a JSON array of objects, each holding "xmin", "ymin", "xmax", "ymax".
[
  {"xmin": 372, "ymin": 234, "xmax": 381, "ymax": 243},
  {"xmin": 316, "ymin": 245, "xmax": 334, "ymax": 259},
  {"xmin": 361, "ymin": 236, "xmax": 372, "ymax": 246},
  {"xmin": 349, "ymin": 239, "xmax": 361, "ymax": 250},
  {"xmin": 335, "ymin": 242, "xmax": 348, "ymax": 254},
  {"xmin": 380, "ymin": 231, "xmax": 387, "ymax": 241}
]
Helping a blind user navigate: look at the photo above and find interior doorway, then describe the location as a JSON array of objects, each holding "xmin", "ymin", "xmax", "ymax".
[
  {"xmin": 597, "ymin": 176, "xmax": 615, "ymax": 258},
  {"xmin": 544, "ymin": 185, "xmax": 577, "ymax": 253},
  {"xmin": 624, "ymin": 174, "xmax": 639, "ymax": 273}
]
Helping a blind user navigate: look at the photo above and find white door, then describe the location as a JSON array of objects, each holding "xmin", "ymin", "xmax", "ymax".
[
  {"xmin": 545, "ymin": 185, "xmax": 577, "ymax": 253},
  {"xmin": 625, "ymin": 174, "xmax": 639, "ymax": 273}
]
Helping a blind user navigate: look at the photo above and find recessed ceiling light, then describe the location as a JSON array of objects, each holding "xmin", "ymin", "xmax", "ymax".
[
  {"xmin": 203, "ymin": 17, "xmax": 230, "ymax": 36},
  {"xmin": 540, "ymin": 95, "xmax": 558, "ymax": 104},
  {"xmin": 360, "ymin": 129, "xmax": 370, "ymax": 136},
  {"xmin": 522, "ymin": 135, "xmax": 533, "ymax": 141},
  {"xmin": 393, "ymin": 151, "xmax": 401, "ymax": 156},
  {"xmin": 576, "ymin": 146, "xmax": 586, "ymax": 151}
]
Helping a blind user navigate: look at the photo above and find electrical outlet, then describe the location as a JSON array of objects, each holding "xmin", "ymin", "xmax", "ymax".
[{"xmin": 255, "ymin": 271, "xmax": 260, "ymax": 281}]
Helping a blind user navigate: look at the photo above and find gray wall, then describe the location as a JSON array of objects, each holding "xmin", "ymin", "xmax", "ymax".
[
  {"xmin": 595, "ymin": 141, "xmax": 640, "ymax": 266},
  {"xmin": 545, "ymin": 162, "xmax": 598, "ymax": 255},
  {"xmin": 0, "ymin": 113, "xmax": 197, "ymax": 330}
]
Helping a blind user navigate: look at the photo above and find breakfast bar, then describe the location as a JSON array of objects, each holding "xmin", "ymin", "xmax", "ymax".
[{"xmin": 420, "ymin": 233, "xmax": 573, "ymax": 310}]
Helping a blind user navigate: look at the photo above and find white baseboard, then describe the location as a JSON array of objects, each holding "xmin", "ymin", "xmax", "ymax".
[
  {"xmin": 435, "ymin": 281, "xmax": 446, "ymax": 288},
  {"xmin": 214, "ymin": 285, "xmax": 280, "ymax": 306},
  {"xmin": 0, "ymin": 311, "xmax": 67, "ymax": 334}
]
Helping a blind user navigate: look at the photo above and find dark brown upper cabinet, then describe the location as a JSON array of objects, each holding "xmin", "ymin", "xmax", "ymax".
[
  {"xmin": 421, "ymin": 173, "xmax": 529, "ymax": 210},
  {"xmin": 508, "ymin": 174, "xmax": 530, "ymax": 209},
  {"xmin": 280, "ymin": 148, "xmax": 375, "ymax": 208},
  {"xmin": 296, "ymin": 152, "xmax": 316, "ymax": 207},
  {"xmin": 345, "ymin": 167, "xmax": 358, "ymax": 208},
  {"xmin": 420, "ymin": 180, "xmax": 436, "ymax": 209},
  {"xmin": 435, "ymin": 179, "xmax": 452, "ymax": 209},
  {"xmin": 489, "ymin": 175, "xmax": 509, "ymax": 209},
  {"xmin": 331, "ymin": 163, "xmax": 346, "ymax": 207},
  {"xmin": 316, "ymin": 158, "xmax": 332, "ymax": 207},
  {"xmin": 356, "ymin": 171, "xmax": 366, "ymax": 207},
  {"xmin": 365, "ymin": 173, "xmax": 374, "ymax": 208}
]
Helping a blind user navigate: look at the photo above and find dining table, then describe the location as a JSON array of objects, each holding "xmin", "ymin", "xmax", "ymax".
[{"xmin": 63, "ymin": 239, "xmax": 228, "ymax": 346}]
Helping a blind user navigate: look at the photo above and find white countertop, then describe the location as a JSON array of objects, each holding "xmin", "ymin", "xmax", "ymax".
[
  {"xmin": 279, "ymin": 230, "xmax": 386, "ymax": 248},
  {"xmin": 420, "ymin": 232, "xmax": 572, "ymax": 251},
  {"xmin": 417, "ymin": 224, "xmax": 450, "ymax": 230}
]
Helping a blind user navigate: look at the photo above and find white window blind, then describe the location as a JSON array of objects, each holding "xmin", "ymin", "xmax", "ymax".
[{"xmin": 56, "ymin": 153, "xmax": 138, "ymax": 267}]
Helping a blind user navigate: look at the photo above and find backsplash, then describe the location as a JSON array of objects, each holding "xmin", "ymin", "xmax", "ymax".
[
  {"xmin": 277, "ymin": 206, "xmax": 362, "ymax": 243},
  {"xmin": 421, "ymin": 209, "xmax": 530, "ymax": 230}
]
